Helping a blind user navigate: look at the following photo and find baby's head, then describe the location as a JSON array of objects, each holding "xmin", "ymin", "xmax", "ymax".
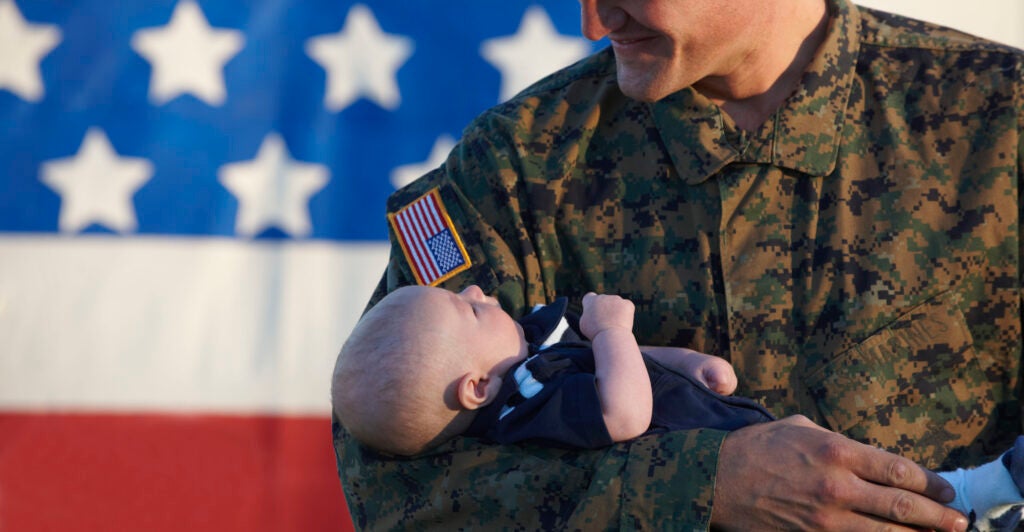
[{"xmin": 332, "ymin": 285, "xmax": 528, "ymax": 456}]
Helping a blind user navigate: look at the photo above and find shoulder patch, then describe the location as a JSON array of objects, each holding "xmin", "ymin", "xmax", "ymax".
[{"xmin": 388, "ymin": 188, "xmax": 472, "ymax": 286}]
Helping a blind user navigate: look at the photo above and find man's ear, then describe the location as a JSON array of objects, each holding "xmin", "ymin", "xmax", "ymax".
[{"xmin": 456, "ymin": 372, "xmax": 502, "ymax": 410}]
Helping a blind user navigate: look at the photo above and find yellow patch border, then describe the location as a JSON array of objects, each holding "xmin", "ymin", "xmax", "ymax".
[{"xmin": 387, "ymin": 188, "xmax": 472, "ymax": 286}]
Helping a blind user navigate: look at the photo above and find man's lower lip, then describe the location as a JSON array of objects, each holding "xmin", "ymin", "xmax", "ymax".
[{"xmin": 612, "ymin": 37, "xmax": 655, "ymax": 51}]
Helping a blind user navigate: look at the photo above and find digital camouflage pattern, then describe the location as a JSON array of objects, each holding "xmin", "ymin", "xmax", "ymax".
[{"xmin": 334, "ymin": 0, "xmax": 1024, "ymax": 528}]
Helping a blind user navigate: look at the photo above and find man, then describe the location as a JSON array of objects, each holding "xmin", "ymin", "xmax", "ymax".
[{"xmin": 333, "ymin": 0, "xmax": 1023, "ymax": 529}]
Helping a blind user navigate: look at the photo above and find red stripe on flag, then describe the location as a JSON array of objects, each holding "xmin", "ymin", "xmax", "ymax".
[
  {"xmin": 0, "ymin": 412, "xmax": 354, "ymax": 532},
  {"xmin": 405, "ymin": 202, "xmax": 438, "ymax": 279},
  {"xmin": 395, "ymin": 207, "xmax": 438, "ymax": 283},
  {"xmin": 420, "ymin": 193, "xmax": 444, "ymax": 233},
  {"xmin": 409, "ymin": 200, "xmax": 442, "ymax": 276},
  {"xmin": 397, "ymin": 197, "xmax": 440, "ymax": 283}
]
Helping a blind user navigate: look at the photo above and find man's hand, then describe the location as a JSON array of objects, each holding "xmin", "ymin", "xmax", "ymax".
[{"xmin": 712, "ymin": 415, "xmax": 969, "ymax": 531}]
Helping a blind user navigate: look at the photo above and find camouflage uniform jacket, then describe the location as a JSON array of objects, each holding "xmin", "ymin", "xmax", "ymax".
[{"xmin": 334, "ymin": 0, "xmax": 1024, "ymax": 529}]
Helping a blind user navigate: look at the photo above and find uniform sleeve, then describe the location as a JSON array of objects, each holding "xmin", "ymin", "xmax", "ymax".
[
  {"xmin": 366, "ymin": 111, "xmax": 547, "ymax": 314},
  {"xmin": 333, "ymin": 413, "xmax": 727, "ymax": 530},
  {"xmin": 1016, "ymin": 53, "xmax": 1024, "ymax": 432},
  {"xmin": 338, "ymin": 111, "xmax": 728, "ymax": 529}
]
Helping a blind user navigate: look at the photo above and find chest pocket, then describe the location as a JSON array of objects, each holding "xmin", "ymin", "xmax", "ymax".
[{"xmin": 804, "ymin": 291, "xmax": 996, "ymax": 469}]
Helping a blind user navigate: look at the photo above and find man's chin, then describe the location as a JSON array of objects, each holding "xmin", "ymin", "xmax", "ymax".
[
  {"xmin": 615, "ymin": 70, "xmax": 675, "ymax": 102},
  {"xmin": 617, "ymin": 82, "xmax": 669, "ymax": 103}
]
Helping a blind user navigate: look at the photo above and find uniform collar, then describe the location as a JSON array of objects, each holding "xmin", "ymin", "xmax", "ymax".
[{"xmin": 647, "ymin": 0, "xmax": 860, "ymax": 184}]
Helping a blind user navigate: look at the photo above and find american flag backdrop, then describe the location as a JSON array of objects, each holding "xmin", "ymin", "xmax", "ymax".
[
  {"xmin": 0, "ymin": 1, "xmax": 595, "ymax": 530},
  {"xmin": 0, "ymin": 0, "xmax": 1020, "ymax": 530}
]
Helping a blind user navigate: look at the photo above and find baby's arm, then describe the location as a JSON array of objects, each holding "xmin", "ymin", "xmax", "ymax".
[
  {"xmin": 641, "ymin": 346, "xmax": 738, "ymax": 395},
  {"xmin": 579, "ymin": 293, "xmax": 652, "ymax": 442}
]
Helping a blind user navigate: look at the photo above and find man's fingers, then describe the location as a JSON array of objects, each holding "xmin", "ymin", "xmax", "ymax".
[
  {"xmin": 922, "ymin": 467, "xmax": 957, "ymax": 504},
  {"xmin": 775, "ymin": 417, "xmax": 967, "ymax": 530},
  {"xmin": 851, "ymin": 478, "xmax": 968, "ymax": 532},
  {"xmin": 714, "ymin": 417, "xmax": 970, "ymax": 531},
  {"xmin": 838, "ymin": 445, "xmax": 967, "ymax": 532},
  {"xmin": 815, "ymin": 508, "xmax": 948, "ymax": 532},
  {"xmin": 851, "ymin": 445, "xmax": 954, "ymax": 502}
]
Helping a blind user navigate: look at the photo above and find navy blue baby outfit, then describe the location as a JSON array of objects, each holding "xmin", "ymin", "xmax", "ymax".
[{"xmin": 463, "ymin": 297, "xmax": 775, "ymax": 449}]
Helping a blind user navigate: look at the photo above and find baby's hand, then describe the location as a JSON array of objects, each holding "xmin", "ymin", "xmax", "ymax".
[
  {"xmin": 579, "ymin": 292, "xmax": 635, "ymax": 340},
  {"xmin": 642, "ymin": 346, "xmax": 739, "ymax": 395}
]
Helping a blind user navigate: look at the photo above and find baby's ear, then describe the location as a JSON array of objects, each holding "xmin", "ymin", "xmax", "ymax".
[{"xmin": 456, "ymin": 372, "xmax": 502, "ymax": 410}]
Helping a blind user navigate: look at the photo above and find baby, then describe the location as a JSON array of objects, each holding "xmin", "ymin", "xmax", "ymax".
[{"xmin": 333, "ymin": 285, "xmax": 1024, "ymax": 530}]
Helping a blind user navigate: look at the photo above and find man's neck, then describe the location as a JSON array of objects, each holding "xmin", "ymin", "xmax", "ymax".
[{"xmin": 699, "ymin": 0, "xmax": 830, "ymax": 131}]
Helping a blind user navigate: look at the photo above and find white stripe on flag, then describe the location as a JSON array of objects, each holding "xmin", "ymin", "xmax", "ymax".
[
  {"xmin": 405, "ymin": 203, "xmax": 437, "ymax": 280},
  {"xmin": 411, "ymin": 198, "xmax": 443, "ymax": 275},
  {"xmin": 396, "ymin": 208, "xmax": 437, "ymax": 282},
  {"xmin": 0, "ymin": 235, "xmax": 388, "ymax": 415},
  {"xmin": 419, "ymin": 194, "xmax": 443, "ymax": 233}
]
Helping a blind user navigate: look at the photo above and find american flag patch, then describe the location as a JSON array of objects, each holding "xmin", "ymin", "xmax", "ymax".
[{"xmin": 388, "ymin": 189, "xmax": 472, "ymax": 286}]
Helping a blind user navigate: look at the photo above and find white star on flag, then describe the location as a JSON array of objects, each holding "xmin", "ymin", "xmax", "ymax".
[
  {"xmin": 481, "ymin": 6, "xmax": 592, "ymax": 102},
  {"xmin": 130, "ymin": 0, "xmax": 244, "ymax": 106},
  {"xmin": 390, "ymin": 135, "xmax": 456, "ymax": 190},
  {"xmin": 0, "ymin": 0, "xmax": 61, "ymax": 102},
  {"xmin": 305, "ymin": 3, "xmax": 413, "ymax": 112},
  {"xmin": 39, "ymin": 128, "xmax": 155, "ymax": 234},
  {"xmin": 218, "ymin": 133, "xmax": 329, "ymax": 238}
]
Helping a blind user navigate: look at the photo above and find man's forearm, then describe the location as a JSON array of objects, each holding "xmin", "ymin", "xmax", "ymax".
[{"xmin": 334, "ymin": 415, "xmax": 727, "ymax": 529}]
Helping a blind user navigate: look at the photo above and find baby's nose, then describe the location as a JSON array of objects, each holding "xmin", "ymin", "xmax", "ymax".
[{"xmin": 460, "ymin": 285, "xmax": 485, "ymax": 300}]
